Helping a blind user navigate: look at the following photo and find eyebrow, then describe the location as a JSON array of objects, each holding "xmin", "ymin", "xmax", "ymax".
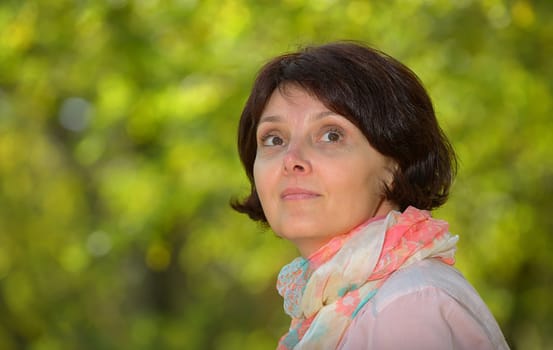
[
  {"xmin": 258, "ymin": 111, "xmax": 339, "ymax": 125},
  {"xmin": 258, "ymin": 114, "xmax": 283, "ymax": 124}
]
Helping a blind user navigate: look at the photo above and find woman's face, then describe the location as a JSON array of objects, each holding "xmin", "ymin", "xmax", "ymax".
[{"xmin": 253, "ymin": 85, "xmax": 397, "ymax": 257}]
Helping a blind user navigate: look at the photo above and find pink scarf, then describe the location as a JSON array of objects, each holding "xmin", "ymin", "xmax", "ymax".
[{"xmin": 276, "ymin": 207, "xmax": 458, "ymax": 349}]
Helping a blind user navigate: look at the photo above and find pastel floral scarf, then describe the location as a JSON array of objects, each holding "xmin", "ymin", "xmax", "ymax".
[{"xmin": 276, "ymin": 206, "xmax": 458, "ymax": 349}]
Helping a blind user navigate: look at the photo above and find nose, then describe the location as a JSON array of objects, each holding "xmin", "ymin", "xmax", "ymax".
[{"xmin": 283, "ymin": 146, "xmax": 312, "ymax": 175}]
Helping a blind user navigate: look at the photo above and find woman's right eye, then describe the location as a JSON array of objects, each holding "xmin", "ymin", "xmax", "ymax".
[{"xmin": 261, "ymin": 135, "xmax": 284, "ymax": 146}]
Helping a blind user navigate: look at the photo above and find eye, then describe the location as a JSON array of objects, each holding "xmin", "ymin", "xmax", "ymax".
[
  {"xmin": 321, "ymin": 129, "xmax": 343, "ymax": 143},
  {"xmin": 261, "ymin": 134, "xmax": 284, "ymax": 146}
]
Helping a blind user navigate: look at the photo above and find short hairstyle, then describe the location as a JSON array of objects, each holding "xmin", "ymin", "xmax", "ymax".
[{"xmin": 232, "ymin": 41, "xmax": 457, "ymax": 223}]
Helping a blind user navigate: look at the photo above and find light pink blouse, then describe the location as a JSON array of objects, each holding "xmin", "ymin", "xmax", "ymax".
[{"xmin": 337, "ymin": 259, "xmax": 510, "ymax": 349}]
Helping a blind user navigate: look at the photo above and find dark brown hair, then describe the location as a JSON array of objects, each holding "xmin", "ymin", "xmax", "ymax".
[{"xmin": 232, "ymin": 41, "xmax": 457, "ymax": 223}]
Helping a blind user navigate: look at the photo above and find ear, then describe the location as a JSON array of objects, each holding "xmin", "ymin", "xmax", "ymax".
[{"xmin": 382, "ymin": 159, "xmax": 399, "ymax": 190}]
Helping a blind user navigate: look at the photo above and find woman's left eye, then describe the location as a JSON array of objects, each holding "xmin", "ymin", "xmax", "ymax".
[{"xmin": 321, "ymin": 129, "xmax": 343, "ymax": 142}]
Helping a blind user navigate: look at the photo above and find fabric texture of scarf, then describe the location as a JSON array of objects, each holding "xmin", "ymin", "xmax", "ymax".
[{"xmin": 276, "ymin": 206, "xmax": 459, "ymax": 350}]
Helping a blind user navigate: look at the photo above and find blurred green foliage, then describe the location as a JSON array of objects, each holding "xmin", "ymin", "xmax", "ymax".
[{"xmin": 0, "ymin": 0, "xmax": 552, "ymax": 349}]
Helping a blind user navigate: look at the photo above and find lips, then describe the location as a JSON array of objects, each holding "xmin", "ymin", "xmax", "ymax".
[{"xmin": 281, "ymin": 187, "xmax": 321, "ymax": 200}]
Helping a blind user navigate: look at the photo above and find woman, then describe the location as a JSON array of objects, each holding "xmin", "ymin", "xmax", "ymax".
[{"xmin": 232, "ymin": 42, "xmax": 509, "ymax": 349}]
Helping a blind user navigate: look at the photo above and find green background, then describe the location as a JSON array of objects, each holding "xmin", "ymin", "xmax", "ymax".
[{"xmin": 0, "ymin": 0, "xmax": 552, "ymax": 349}]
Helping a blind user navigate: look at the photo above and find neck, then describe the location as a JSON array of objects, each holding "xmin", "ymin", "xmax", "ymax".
[
  {"xmin": 298, "ymin": 213, "xmax": 394, "ymax": 258},
  {"xmin": 296, "ymin": 202, "xmax": 398, "ymax": 258}
]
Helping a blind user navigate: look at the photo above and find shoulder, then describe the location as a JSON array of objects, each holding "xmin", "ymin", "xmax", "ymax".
[
  {"xmin": 371, "ymin": 258, "xmax": 478, "ymax": 313},
  {"xmin": 338, "ymin": 259, "xmax": 510, "ymax": 350}
]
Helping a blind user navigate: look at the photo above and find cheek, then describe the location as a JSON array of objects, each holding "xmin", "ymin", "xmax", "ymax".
[
  {"xmin": 336, "ymin": 162, "xmax": 386, "ymax": 197},
  {"xmin": 253, "ymin": 161, "xmax": 262, "ymax": 193},
  {"xmin": 253, "ymin": 158, "xmax": 272, "ymax": 199}
]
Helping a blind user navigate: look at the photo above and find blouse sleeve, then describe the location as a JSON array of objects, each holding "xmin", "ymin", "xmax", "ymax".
[{"xmin": 338, "ymin": 286, "xmax": 497, "ymax": 350}]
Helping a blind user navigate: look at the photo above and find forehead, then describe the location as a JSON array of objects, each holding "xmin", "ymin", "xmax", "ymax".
[
  {"xmin": 266, "ymin": 84, "xmax": 316, "ymax": 105},
  {"xmin": 261, "ymin": 85, "xmax": 325, "ymax": 115},
  {"xmin": 257, "ymin": 83, "xmax": 361, "ymax": 129}
]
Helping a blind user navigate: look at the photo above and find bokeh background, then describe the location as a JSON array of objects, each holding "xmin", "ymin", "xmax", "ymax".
[{"xmin": 1, "ymin": 0, "xmax": 552, "ymax": 349}]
